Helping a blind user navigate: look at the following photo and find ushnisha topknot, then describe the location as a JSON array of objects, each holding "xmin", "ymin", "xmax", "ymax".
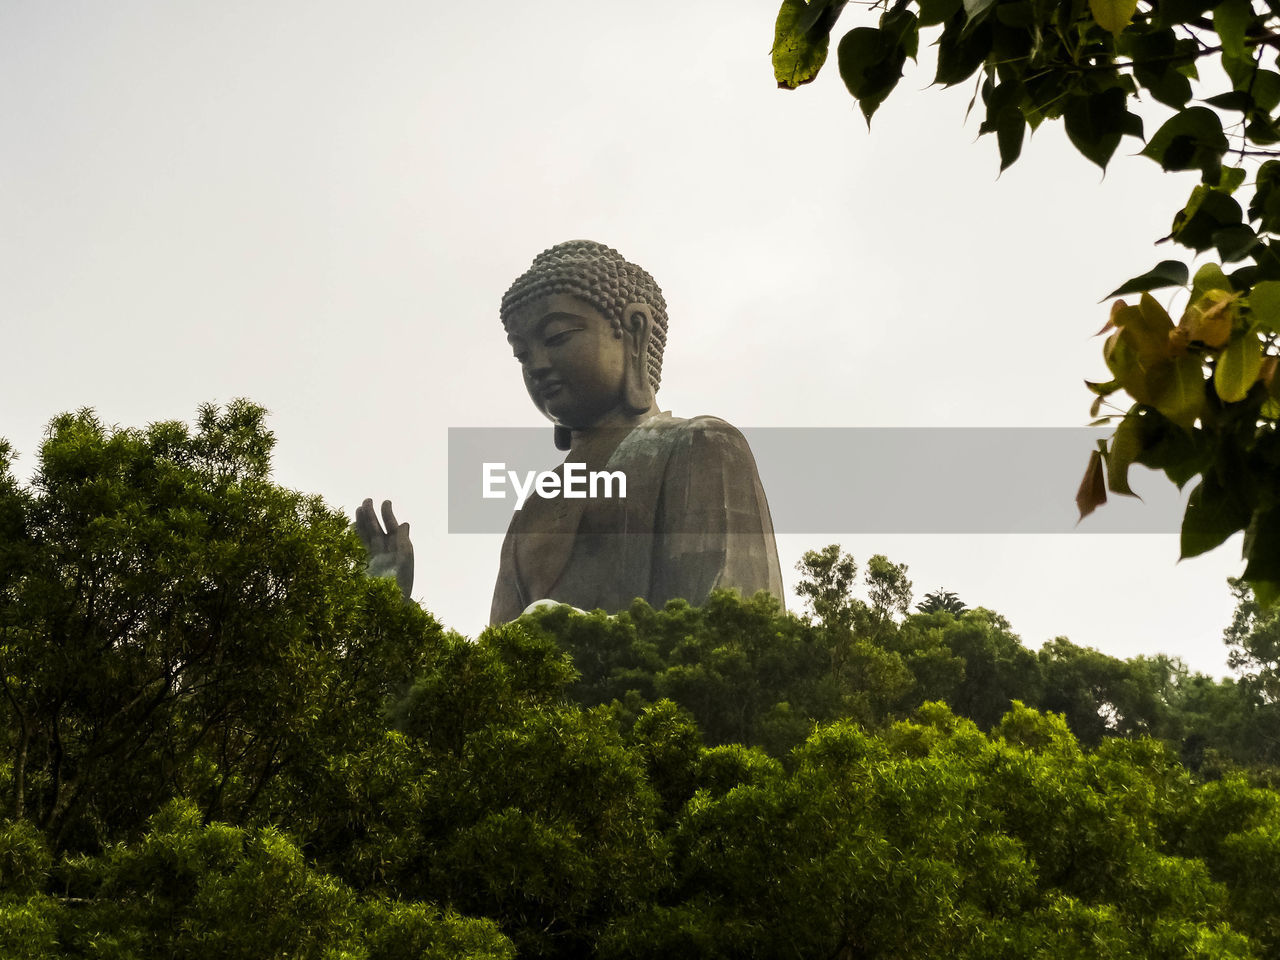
[{"xmin": 501, "ymin": 240, "xmax": 669, "ymax": 392}]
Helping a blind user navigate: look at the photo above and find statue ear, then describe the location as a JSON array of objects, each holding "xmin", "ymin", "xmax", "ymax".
[{"xmin": 621, "ymin": 303, "xmax": 655, "ymax": 414}]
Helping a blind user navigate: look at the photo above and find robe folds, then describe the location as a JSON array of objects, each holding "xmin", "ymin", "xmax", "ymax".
[{"xmin": 490, "ymin": 412, "xmax": 784, "ymax": 624}]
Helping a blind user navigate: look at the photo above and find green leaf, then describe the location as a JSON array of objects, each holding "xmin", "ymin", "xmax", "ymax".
[
  {"xmin": 918, "ymin": 0, "xmax": 962, "ymax": 26},
  {"xmin": 1131, "ymin": 407, "xmax": 1204, "ymax": 486},
  {"xmin": 1213, "ymin": 0, "xmax": 1252, "ymax": 61},
  {"xmin": 1103, "ymin": 260, "xmax": 1188, "ymax": 299},
  {"xmin": 837, "ymin": 27, "xmax": 908, "ymax": 124},
  {"xmin": 1192, "ymin": 261, "xmax": 1232, "ymax": 297},
  {"xmin": 1151, "ymin": 353, "xmax": 1206, "ymax": 429},
  {"xmin": 1243, "ymin": 508, "xmax": 1280, "ymax": 603},
  {"xmin": 1090, "ymin": 0, "xmax": 1139, "ymax": 34},
  {"xmin": 774, "ymin": 0, "xmax": 847, "ymax": 88},
  {"xmin": 793, "ymin": 0, "xmax": 849, "ymax": 35},
  {"xmin": 1203, "ymin": 91, "xmax": 1253, "ymax": 112},
  {"xmin": 995, "ymin": 0, "xmax": 1035, "ymax": 26},
  {"xmin": 1107, "ymin": 410, "xmax": 1144, "ymax": 496},
  {"xmin": 981, "ymin": 79, "xmax": 1027, "ymax": 171},
  {"xmin": 1248, "ymin": 160, "xmax": 1280, "ymax": 232},
  {"xmin": 880, "ymin": 7, "xmax": 919, "ymax": 60},
  {"xmin": 1252, "ymin": 71, "xmax": 1280, "ymax": 112},
  {"xmin": 1218, "ymin": 165, "xmax": 1247, "ymax": 193},
  {"xmin": 935, "ymin": 16, "xmax": 991, "ymax": 86},
  {"xmin": 1139, "ymin": 65, "xmax": 1194, "ymax": 109},
  {"xmin": 1215, "ymin": 333, "xmax": 1263, "ymax": 402},
  {"xmin": 1172, "ymin": 188, "xmax": 1243, "ymax": 252},
  {"xmin": 1248, "ymin": 280, "xmax": 1280, "ymax": 331},
  {"xmin": 1247, "ymin": 115, "xmax": 1280, "ymax": 146},
  {"xmin": 1142, "ymin": 106, "xmax": 1229, "ymax": 182},
  {"xmin": 1251, "ymin": 578, "xmax": 1280, "ymax": 607},
  {"xmin": 1064, "ymin": 87, "xmax": 1129, "ymax": 170},
  {"xmin": 996, "ymin": 110, "xmax": 1026, "ymax": 171},
  {"xmin": 1182, "ymin": 477, "xmax": 1251, "ymax": 558},
  {"xmin": 1130, "ymin": 30, "xmax": 1194, "ymax": 108},
  {"xmin": 963, "ymin": 0, "xmax": 998, "ymax": 22},
  {"xmin": 1153, "ymin": 0, "xmax": 1215, "ymax": 28},
  {"xmin": 1214, "ymin": 224, "xmax": 1261, "ymax": 262}
]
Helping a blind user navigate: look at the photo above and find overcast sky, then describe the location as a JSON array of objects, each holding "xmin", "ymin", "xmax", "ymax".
[{"xmin": 2, "ymin": 0, "xmax": 1250, "ymax": 676}]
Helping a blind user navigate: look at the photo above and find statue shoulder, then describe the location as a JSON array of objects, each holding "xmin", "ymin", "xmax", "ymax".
[
  {"xmin": 644, "ymin": 414, "xmax": 758, "ymax": 468},
  {"xmin": 615, "ymin": 413, "xmax": 757, "ymax": 473},
  {"xmin": 638, "ymin": 412, "xmax": 747, "ymax": 441},
  {"xmin": 668, "ymin": 414, "xmax": 752, "ymax": 449}
]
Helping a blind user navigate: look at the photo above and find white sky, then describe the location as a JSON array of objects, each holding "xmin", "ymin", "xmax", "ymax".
[{"xmin": 1, "ymin": 0, "xmax": 1249, "ymax": 676}]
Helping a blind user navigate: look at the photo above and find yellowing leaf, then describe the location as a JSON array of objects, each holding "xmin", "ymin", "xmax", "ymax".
[
  {"xmin": 1114, "ymin": 302, "xmax": 1170, "ymax": 365},
  {"xmin": 1182, "ymin": 288, "xmax": 1237, "ymax": 347},
  {"xmin": 1215, "ymin": 333, "xmax": 1263, "ymax": 402},
  {"xmin": 1138, "ymin": 292, "xmax": 1173, "ymax": 331},
  {"xmin": 1097, "ymin": 299, "xmax": 1128, "ymax": 335},
  {"xmin": 1105, "ymin": 330, "xmax": 1157, "ymax": 404},
  {"xmin": 773, "ymin": 0, "xmax": 838, "ymax": 88},
  {"xmin": 1090, "ymin": 0, "xmax": 1138, "ymax": 34}
]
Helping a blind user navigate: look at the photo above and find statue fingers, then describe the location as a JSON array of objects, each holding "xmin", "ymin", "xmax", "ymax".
[
  {"xmin": 354, "ymin": 498, "xmax": 385, "ymax": 549},
  {"xmin": 393, "ymin": 519, "xmax": 413, "ymax": 558},
  {"xmin": 380, "ymin": 499, "xmax": 401, "ymax": 534}
]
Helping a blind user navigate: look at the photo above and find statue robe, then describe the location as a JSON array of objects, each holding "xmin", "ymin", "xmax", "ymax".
[{"xmin": 490, "ymin": 412, "xmax": 784, "ymax": 624}]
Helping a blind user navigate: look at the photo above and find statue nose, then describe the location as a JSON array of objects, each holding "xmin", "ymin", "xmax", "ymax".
[{"xmin": 526, "ymin": 350, "xmax": 553, "ymax": 377}]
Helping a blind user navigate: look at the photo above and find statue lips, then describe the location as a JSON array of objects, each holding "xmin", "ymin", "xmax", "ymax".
[{"xmin": 538, "ymin": 379, "xmax": 565, "ymax": 400}]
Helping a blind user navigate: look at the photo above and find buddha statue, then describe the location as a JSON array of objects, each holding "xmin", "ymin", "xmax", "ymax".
[{"xmin": 357, "ymin": 240, "xmax": 784, "ymax": 623}]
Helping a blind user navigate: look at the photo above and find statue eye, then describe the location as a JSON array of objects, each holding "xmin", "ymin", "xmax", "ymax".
[{"xmin": 544, "ymin": 329, "xmax": 576, "ymax": 347}]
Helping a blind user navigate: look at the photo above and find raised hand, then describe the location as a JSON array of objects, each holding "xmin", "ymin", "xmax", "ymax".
[{"xmin": 354, "ymin": 498, "xmax": 413, "ymax": 599}]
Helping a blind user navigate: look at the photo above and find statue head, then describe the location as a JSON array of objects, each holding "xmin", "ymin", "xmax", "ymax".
[{"xmin": 501, "ymin": 241, "xmax": 668, "ymax": 446}]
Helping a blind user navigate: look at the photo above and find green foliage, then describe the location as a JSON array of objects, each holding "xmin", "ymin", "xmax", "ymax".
[
  {"xmin": 601, "ymin": 703, "xmax": 1263, "ymax": 959},
  {"xmin": 56, "ymin": 799, "xmax": 512, "ymax": 960},
  {"xmin": 526, "ymin": 588, "xmax": 914, "ymax": 755},
  {"xmin": 770, "ymin": 0, "xmax": 1280, "ymax": 600},
  {"xmin": 381, "ymin": 622, "xmax": 667, "ymax": 958},
  {"xmin": 917, "ymin": 588, "xmax": 968, "ymax": 614},
  {"xmin": 5, "ymin": 403, "xmax": 1280, "ymax": 958},
  {"xmin": 0, "ymin": 402, "xmax": 440, "ymax": 854},
  {"xmin": 0, "ymin": 820, "xmax": 60, "ymax": 960}
]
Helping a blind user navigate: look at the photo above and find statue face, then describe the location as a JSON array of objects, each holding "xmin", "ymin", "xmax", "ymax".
[{"xmin": 505, "ymin": 293, "xmax": 628, "ymax": 429}]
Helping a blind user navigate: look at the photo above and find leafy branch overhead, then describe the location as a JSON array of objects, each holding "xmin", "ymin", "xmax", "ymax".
[{"xmin": 774, "ymin": 0, "xmax": 1280, "ymax": 604}]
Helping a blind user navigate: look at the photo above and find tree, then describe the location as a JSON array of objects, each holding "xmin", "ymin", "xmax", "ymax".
[
  {"xmin": 771, "ymin": 0, "xmax": 1280, "ymax": 602},
  {"xmin": 864, "ymin": 553, "xmax": 913, "ymax": 634},
  {"xmin": 523, "ymin": 590, "xmax": 909, "ymax": 754},
  {"xmin": 600, "ymin": 703, "xmax": 1265, "ymax": 958},
  {"xmin": 10, "ymin": 403, "xmax": 1280, "ymax": 956},
  {"xmin": 916, "ymin": 588, "xmax": 968, "ymax": 615},
  {"xmin": 1225, "ymin": 575, "xmax": 1280, "ymax": 700},
  {"xmin": 0, "ymin": 402, "xmax": 439, "ymax": 853},
  {"xmin": 54, "ymin": 800, "xmax": 513, "ymax": 960},
  {"xmin": 795, "ymin": 543, "xmax": 862, "ymax": 633}
]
